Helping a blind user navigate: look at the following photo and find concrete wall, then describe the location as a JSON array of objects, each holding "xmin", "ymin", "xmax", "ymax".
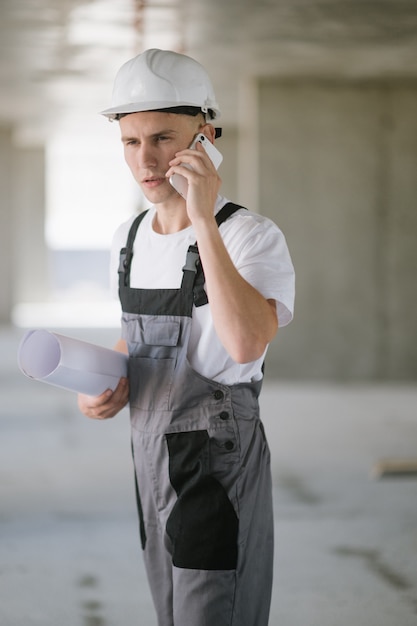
[
  {"xmin": 0, "ymin": 137, "xmax": 48, "ymax": 324},
  {"xmin": 254, "ymin": 80, "xmax": 417, "ymax": 381},
  {"xmin": 13, "ymin": 146, "xmax": 48, "ymax": 304},
  {"xmin": 0, "ymin": 127, "xmax": 13, "ymax": 324}
]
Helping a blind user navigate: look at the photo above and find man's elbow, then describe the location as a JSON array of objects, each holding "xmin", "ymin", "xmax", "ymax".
[
  {"xmin": 225, "ymin": 300, "xmax": 279, "ymax": 364},
  {"xmin": 231, "ymin": 328, "xmax": 278, "ymax": 365}
]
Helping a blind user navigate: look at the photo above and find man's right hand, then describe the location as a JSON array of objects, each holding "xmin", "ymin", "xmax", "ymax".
[{"xmin": 78, "ymin": 377, "xmax": 129, "ymax": 420}]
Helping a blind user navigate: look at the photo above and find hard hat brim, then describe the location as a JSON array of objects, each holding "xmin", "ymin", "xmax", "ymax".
[{"xmin": 100, "ymin": 100, "xmax": 220, "ymax": 120}]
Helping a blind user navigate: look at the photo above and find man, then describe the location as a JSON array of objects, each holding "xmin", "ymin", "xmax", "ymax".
[{"xmin": 78, "ymin": 48, "xmax": 294, "ymax": 626}]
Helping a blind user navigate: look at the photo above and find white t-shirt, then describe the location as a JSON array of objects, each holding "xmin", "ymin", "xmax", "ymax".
[{"xmin": 110, "ymin": 196, "xmax": 295, "ymax": 384}]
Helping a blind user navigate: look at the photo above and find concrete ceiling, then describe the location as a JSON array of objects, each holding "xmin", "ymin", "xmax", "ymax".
[{"xmin": 1, "ymin": 0, "xmax": 417, "ymax": 143}]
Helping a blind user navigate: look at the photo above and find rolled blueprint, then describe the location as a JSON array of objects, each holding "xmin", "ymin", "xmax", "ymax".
[{"xmin": 18, "ymin": 329, "xmax": 128, "ymax": 396}]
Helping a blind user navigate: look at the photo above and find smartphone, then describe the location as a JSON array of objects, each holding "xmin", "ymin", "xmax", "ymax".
[{"xmin": 169, "ymin": 132, "xmax": 223, "ymax": 199}]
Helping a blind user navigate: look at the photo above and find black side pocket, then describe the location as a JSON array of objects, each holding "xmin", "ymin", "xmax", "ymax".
[{"xmin": 166, "ymin": 431, "xmax": 238, "ymax": 570}]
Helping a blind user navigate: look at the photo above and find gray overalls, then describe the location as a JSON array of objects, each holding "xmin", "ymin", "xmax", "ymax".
[{"xmin": 118, "ymin": 203, "xmax": 274, "ymax": 626}]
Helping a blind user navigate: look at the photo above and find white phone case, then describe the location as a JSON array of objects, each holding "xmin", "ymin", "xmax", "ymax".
[{"xmin": 169, "ymin": 133, "xmax": 223, "ymax": 198}]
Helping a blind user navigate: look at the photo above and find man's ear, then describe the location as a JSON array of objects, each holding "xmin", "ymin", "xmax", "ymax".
[{"xmin": 199, "ymin": 123, "xmax": 216, "ymax": 144}]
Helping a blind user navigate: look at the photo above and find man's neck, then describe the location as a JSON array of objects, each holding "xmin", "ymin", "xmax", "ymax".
[{"xmin": 152, "ymin": 202, "xmax": 191, "ymax": 234}]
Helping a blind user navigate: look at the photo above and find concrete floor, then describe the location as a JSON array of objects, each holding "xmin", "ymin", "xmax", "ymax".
[{"xmin": 1, "ymin": 326, "xmax": 417, "ymax": 626}]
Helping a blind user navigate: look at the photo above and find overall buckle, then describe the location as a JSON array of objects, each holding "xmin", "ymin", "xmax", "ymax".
[{"xmin": 182, "ymin": 245, "xmax": 200, "ymax": 273}]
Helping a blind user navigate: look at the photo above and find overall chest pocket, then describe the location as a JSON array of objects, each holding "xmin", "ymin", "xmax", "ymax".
[
  {"xmin": 124, "ymin": 317, "xmax": 181, "ymax": 413},
  {"xmin": 142, "ymin": 318, "xmax": 180, "ymax": 347},
  {"xmin": 123, "ymin": 316, "xmax": 181, "ymax": 348},
  {"xmin": 130, "ymin": 356, "xmax": 176, "ymax": 412}
]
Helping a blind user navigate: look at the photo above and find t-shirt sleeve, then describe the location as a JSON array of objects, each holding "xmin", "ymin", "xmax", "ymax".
[{"xmin": 221, "ymin": 212, "xmax": 295, "ymax": 327}]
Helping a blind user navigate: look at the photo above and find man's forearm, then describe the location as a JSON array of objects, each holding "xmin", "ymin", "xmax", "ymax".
[{"xmin": 194, "ymin": 217, "xmax": 278, "ymax": 363}]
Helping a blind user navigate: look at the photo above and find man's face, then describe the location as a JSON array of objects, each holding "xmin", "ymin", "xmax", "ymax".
[{"xmin": 119, "ymin": 111, "xmax": 201, "ymax": 205}]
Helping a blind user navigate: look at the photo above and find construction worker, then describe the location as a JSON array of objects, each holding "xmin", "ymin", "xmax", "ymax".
[{"xmin": 78, "ymin": 48, "xmax": 295, "ymax": 626}]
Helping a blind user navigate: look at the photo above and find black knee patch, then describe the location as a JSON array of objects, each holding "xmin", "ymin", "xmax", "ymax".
[{"xmin": 166, "ymin": 431, "xmax": 238, "ymax": 570}]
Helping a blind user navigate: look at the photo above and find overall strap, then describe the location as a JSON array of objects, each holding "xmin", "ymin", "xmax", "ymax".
[
  {"xmin": 186, "ymin": 202, "xmax": 247, "ymax": 307},
  {"xmin": 215, "ymin": 201, "xmax": 245, "ymax": 226},
  {"xmin": 119, "ymin": 203, "xmax": 246, "ymax": 298},
  {"xmin": 118, "ymin": 210, "xmax": 149, "ymax": 288}
]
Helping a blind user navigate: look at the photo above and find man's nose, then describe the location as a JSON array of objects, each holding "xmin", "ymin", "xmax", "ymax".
[{"xmin": 138, "ymin": 144, "xmax": 157, "ymax": 168}]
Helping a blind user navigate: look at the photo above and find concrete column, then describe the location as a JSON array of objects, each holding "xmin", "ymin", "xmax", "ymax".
[
  {"xmin": 12, "ymin": 144, "xmax": 49, "ymax": 305},
  {"xmin": 0, "ymin": 127, "xmax": 13, "ymax": 324},
  {"xmin": 257, "ymin": 81, "xmax": 383, "ymax": 380},
  {"xmin": 385, "ymin": 87, "xmax": 417, "ymax": 379}
]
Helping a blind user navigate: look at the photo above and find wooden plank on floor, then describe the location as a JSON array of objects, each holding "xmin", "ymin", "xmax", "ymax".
[{"xmin": 372, "ymin": 458, "xmax": 417, "ymax": 479}]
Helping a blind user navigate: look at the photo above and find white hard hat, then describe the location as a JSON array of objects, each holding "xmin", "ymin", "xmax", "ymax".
[{"xmin": 101, "ymin": 48, "xmax": 221, "ymax": 121}]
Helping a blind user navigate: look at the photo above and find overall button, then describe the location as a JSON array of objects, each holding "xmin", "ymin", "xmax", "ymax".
[
  {"xmin": 213, "ymin": 390, "xmax": 224, "ymax": 400},
  {"xmin": 219, "ymin": 411, "xmax": 229, "ymax": 420},
  {"xmin": 224, "ymin": 441, "xmax": 234, "ymax": 451}
]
